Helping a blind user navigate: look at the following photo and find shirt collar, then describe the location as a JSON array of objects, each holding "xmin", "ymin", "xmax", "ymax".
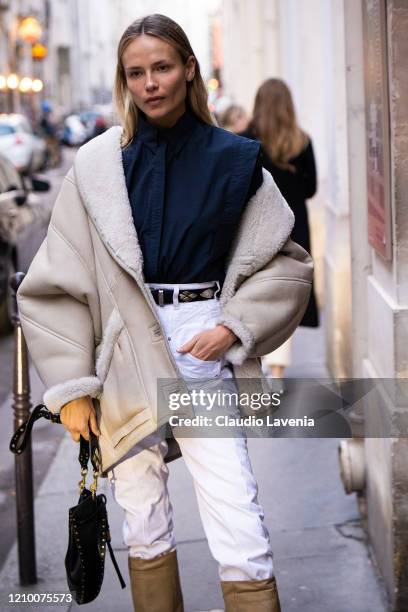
[{"xmin": 136, "ymin": 109, "xmax": 199, "ymax": 158}]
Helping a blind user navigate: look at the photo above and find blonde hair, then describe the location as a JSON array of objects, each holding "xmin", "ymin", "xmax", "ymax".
[
  {"xmin": 250, "ymin": 78, "xmax": 308, "ymax": 172},
  {"xmin": 113, "ymin": 14, "xmax": 214, "ymax": 147}
]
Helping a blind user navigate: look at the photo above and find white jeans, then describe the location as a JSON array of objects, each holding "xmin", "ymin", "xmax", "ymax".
[
  {"xmin": 107, "ymin": 288, "xmax": 274, "ymax": 581},
  {"xmin": 262, "ymin": 334, "xmax": 293, "ymax": 368}
]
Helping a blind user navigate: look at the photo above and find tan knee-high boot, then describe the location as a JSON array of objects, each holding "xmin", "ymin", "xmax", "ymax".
[
  {"xmin": 221, "ymin": 576, "xmax": 281, "ymax": 612},
  {"xmin": 128, "ymin": 549, "xmax": 184, "ymax": 612}
]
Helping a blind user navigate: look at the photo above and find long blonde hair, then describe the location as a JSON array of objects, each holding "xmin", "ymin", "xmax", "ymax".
[
  {"xmin": 250, "ymin": 78, "xmax": 308, "ymax": 172},
  {"xmin": 114, "ymin": 14, "xmax": 214, "ymax": 147}
]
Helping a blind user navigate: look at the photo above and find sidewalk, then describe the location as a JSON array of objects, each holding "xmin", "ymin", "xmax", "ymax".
[{"xmin": 0, "ymin": 316, "xmax": 389, "ymax": 611}]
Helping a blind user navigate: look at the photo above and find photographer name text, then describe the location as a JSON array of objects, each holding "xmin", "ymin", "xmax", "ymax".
[{"xmin": 168, "ymin": 415, "xmax": 315, "ymax": 428}]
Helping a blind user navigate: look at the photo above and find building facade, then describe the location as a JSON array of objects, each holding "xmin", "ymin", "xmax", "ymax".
[
  {"xmin": 221, "ymin": 0, "xmax": 408, "ymax": 607},
  {"xmin": 0, "ymin": 0, "xmax": 221, "ymax": 119}
]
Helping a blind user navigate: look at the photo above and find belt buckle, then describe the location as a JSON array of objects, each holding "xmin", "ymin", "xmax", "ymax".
[
  {"xmin": 200, "ymin": 288, "xmax": 215, "ymax": 299},
  {"xmin": 158, "ymin": 289, "xmax": 164, "ymax": 307}
]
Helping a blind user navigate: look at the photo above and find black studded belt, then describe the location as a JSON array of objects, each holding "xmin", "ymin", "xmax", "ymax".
[{"xmin": 149, "ymin": 282, "xmax": 220, "ymax": 306}]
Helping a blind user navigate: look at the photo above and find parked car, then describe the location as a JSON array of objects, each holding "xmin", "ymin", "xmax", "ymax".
[
  {"xmin": 61, "ymin": 108, "xmax": 112, "ymax": 146},
  {"xmin": 61, "ymin": 114, "xmax": 88, "ymax": 146},
  {"xmin": 79, "ymin": 110, "xmax": 101, "ymax": 138},
  {"xmin": 0, "ymin": 113, "xmax": 47, "ymax": 174},
  {"xmin": 0, "ymin": 153, "xmax": 50, "ymax": 334}
]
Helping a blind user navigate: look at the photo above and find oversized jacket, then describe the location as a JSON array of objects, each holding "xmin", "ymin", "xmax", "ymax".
[{"xmin": 16, "ymin": 126, "xmax": 314, "ymax": 475}]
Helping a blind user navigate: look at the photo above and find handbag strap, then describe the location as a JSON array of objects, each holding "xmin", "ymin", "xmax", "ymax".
[
  {"xmin": 97, "ymin": 494, "xmax": 126, "ymax": 589},
  {"xmin": 78, "ymin": 430, "xmax": 100, "ymax": 473},
  {"xmin": 107, "ymin": 538, "xmax": 126, "ymax": 589},
  {"xmin": 9, "ymin": 403, "xmax": 61, "ymax": 454},
  {"xmin": 10, "ymin": 404, "xmax": 100, "ymax": 476}
]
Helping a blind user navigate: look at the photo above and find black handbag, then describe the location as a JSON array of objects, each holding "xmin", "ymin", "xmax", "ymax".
[{"xmin": 10, "ymin": 403, "xmax": 126, "ymax": 605}]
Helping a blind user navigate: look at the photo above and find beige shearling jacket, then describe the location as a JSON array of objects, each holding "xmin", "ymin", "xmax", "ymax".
[{"xmin": 16, "ymin": 126, "xmax": 314, "ymax": 474}]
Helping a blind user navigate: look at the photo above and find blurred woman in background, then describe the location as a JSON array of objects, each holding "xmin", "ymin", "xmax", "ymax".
[
  {"xmin": 219, "ymin": 103, "xmax": 249, "ymax": 134},
  {"xmin": 241, "ymin": 78, "xmax": 319, "ymax": 386}
]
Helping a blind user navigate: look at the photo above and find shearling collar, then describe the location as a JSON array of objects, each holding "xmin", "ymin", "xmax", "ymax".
[{"xmin": 73, "ymin": 126, "xmax": 295, "ymax": 302}]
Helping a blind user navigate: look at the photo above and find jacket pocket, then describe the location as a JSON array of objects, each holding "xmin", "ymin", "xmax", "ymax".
[
  {"xmin": 177, "ymin": 351, "xmax": 222, "ymax": 379},
  {"xmin": 95, "ymin": 308, "xmax": 150, "ymax": 446}
]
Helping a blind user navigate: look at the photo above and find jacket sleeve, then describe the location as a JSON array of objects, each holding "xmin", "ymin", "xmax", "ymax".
[
  {"xmin": 16, "ymin": 167, "xmax": 101, "ymax": 413},
  {"xmin": 218, "ymin": 238, "xmax": 314, "ymax": 365}
]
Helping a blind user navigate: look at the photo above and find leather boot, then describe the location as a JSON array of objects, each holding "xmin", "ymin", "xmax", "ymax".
[
  {"xmin": 221, "ymin": 576, "xmax": 281, "ymax": 612},
  {"xmin": 128, "ymin": 549, "xmax": 184, "ymax": 612}
]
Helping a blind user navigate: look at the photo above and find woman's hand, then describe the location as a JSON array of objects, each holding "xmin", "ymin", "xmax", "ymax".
[
  {"xmin": 60, "ymin": 396, "xmax": 100, "ymax": 443},
  {"xmin": 177, "ymin": 324, "xmax": 237, "ymax": 361}
]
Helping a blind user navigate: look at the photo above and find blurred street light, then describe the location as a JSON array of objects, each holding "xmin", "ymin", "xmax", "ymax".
[
  {"xmin": 18, "ymin": 17, "xmax": 43, "ymax": 44},
  {"xmin": 32, "ymin": 43, "xmax": 48, "ymax": 61},
  {"xmin": 1, "ymin": 15, "xmax": 46, "ymax": 116},
  {"xmin": 31, "ymin": 79, "xmax": 43, "ymax": 93},
  {"xmin": 208, "ymin": 77, "xmax": 219, "ymax": 91},
  {"xmin": 0, "ymin": 74, "xmax": 43, "ymax": 94},
  {"xmin": 7, "ymin": 74, "xmax": 19, "ymax": 90},
  {"xmin": 19, "ymin": 77, "xmax": 33, "ymax": 93}
]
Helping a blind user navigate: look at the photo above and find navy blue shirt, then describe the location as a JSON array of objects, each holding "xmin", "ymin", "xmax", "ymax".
[{"xmin": 122, "ymin": 109, "xmax": 262, "ymax": 287}]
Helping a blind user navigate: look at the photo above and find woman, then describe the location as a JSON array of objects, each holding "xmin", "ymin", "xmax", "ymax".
[
  {"xmin": 241, "ymin": 79, "xmax": 319, "ymax": 386},
  {"xmin": 16, "ymin": 15, "xmax": 313, "ymax": 612},
  {"xmin": 219, "ymin": 103, "xmax": 249, "ymax": 134}
]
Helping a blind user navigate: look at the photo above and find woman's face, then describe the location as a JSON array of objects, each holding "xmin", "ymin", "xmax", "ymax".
[{"xmin": 122, "ymin": 34, "xmax": 196, "ymax": 128}]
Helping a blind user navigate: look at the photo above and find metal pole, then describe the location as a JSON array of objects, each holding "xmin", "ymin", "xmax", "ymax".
[{"xmin": 10, "ymin": 272, "xmax": 37, "ymax": 585}]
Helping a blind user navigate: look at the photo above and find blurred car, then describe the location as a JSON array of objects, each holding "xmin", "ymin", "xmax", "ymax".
[
  {"xmin": 79, "ymin": 110, "xmax": 101, "ymax": 138},
  {"xmin": 61, "ymin": 108, "xmax": 111, "ymax": 146},
  {"xmin": 0, "ymin": 113, "xmax": 47, "ymax": 174},
  {"xmin": 0, "ymin": 152, "xmax": 51, "ymax": 333},
  {"xmin": 61, "ymin": 113, "xmax": 88, "ymax": 146}
]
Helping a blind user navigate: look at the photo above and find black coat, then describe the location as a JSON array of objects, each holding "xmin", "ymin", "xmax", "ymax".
[{"xmin": 240, "ymin": 128, "xmax": 319, "ymax": 327}]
